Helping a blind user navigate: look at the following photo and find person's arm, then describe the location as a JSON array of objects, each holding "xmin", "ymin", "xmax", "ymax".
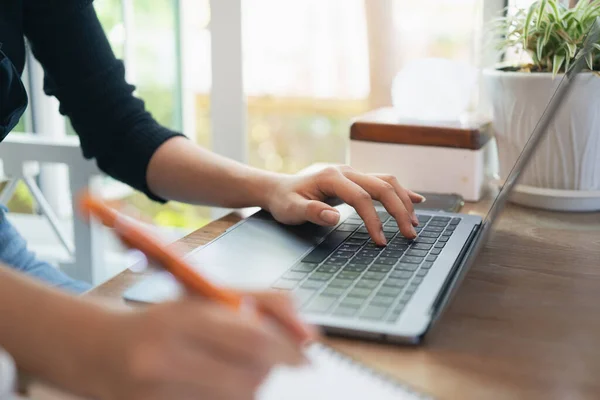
[
  {"xmin": 147, "ymin": 137, "xmax": 425, "ymax": 244},
  {"xmin": 23, "ymin": 0, "xmax": 423, "ymax": 244},
  {"xmin": 0, "ymin": 266, "xmax": 310, "ymax": 399},
  {"xmin": 22, "ymin": 0, "xmax": 182, "ymax": 202},
  {"xmin": 0, "ymin": 267, "xmax": 118, "ymax": 397}
]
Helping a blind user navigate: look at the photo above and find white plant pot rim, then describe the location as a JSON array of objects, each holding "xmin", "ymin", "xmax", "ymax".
[{"xmin": 483, "ymin": 68, "xmax": 598, "ymax": 78}]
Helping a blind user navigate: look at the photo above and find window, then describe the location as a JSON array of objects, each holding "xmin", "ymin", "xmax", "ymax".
[{"xmin": 11, "ymin": 0, "xmax": 495, "ymax": 229}]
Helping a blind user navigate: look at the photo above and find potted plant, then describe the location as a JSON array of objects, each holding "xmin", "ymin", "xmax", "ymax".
[{"xmin": 484, "ymin": 0, "xmax": 600, "ymax": 211}]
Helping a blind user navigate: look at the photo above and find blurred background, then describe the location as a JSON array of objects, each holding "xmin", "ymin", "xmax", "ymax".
[{"xmin": 5, "ymin": 0, "xmax": 535, "ymax": 283}]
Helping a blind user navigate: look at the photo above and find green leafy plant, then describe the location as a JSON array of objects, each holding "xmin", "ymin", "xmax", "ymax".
[{"xmin": 493, "ymin": 0, "xmax": 600, "ymax": 75}]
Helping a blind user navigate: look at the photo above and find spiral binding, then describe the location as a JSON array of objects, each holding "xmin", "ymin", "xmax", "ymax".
[{"xmin": 314, "ymin": 343, "xmax": 433, "ymax": 399}]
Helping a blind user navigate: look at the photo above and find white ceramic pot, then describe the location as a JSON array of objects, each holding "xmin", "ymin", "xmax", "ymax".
[{"xmin": 484, "ymin": 70, "xmax": 600, "ymax": 193}]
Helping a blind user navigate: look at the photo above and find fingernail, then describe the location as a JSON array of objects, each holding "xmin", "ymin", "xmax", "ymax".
[
  {"xmin": 319, "ymin": 210, "xmax": 340, "ymax": 225},
  {"xmin": 420, "ymin": 196, "xmax": 427, "ymax": 203},
  {"xmin": 411, "ymin": 227, "xmax": 417, "ymax": 238},
  {"xmin": 379, "ymin": 229, "xmax": 387, "ymax": 245}
]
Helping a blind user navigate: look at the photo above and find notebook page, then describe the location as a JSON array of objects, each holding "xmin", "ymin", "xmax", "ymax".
[{"xmin": 256, "ymin": 344, "xmax": 428, "ymax": 400}]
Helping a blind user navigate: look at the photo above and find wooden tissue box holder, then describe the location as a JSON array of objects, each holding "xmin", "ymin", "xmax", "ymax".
[{"xmin": 349, "ymin": 108, "xmax": 495, "ymax": 202}]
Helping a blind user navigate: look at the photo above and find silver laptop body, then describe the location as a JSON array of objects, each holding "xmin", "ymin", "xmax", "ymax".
[{"xmin": 124, "ymin": 20, "xmax": 599, "ymax": 344}]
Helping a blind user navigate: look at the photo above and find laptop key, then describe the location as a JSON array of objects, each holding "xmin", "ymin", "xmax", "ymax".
[
  {"xmin": 370, "ymin": 295, "xmax": 395, "ymax": 307},
  {"xmin": 413, "ymin": 276, "xmax": 424, "ymax": 284},
  {"xmin": 417, "ymin": 215, "xmax": 431, "ymax": 222},
  {"xmin": 406, "ymin": 249, "xmax": 428, "ymax": 257},
  {"xmin": 428, "ymin": 220, "xmax": 448, "ymax": 227},
  {"xmin": 292, "ymin": 262, "xmax": 319, "ymax": 273},
  {"xmin": 369, "ymin": 264, "xmax": 393, "ymax": 273},
  {"xmin": 411, "ymin": 243, "xmax": 432, "ymax": 250},
  {"xmin": 321, "ymin": 286, "xmax": 347, "ymax": 297},
  {"xmin": 434, "ymin": 242, "xmax": 446, "ymax": 248},
  {"xmin": 351, "ymin": 257, "xmax": 373, "ymax": 265},
  {"xmin": 343, "ymin": 264, "xmax": 368, "ymax": 272},
  {"xmin": 383, "ymin": 225, "xmax": 399, "ymax": 233},
  {"xmin": 420, "ymin": 231, "xmax": 440, "ymax": 238},
  {"xmin": 338, "ymin": 271, "xmax": 361, "ymax": 280},
  {"xmin": 282, "ymin": 271, "xmax": 308, "ymax": 281},
  {"xmin": 339, "ymin": 244, "xmax": 361, "ymax": 252},
  {"xmin": 301, "ymin": 280, "xmax": 325, "ymax": 289},
  {"xmin": 331, "ymin": 251, "xmax": 353, "ymax": 259},
  {"xmin": 360, "ymin": 305, "xmax": 389, "ymax": 320},
  {"xmin": 426, "ymin": 255, "xmax": 438, "ymax": 262},
  {"xmin": 445, "ymin": 225, "xmax": 457, "ymax": 231},
  {"xmin": 450, "ymin": 217, "xmax": 461, "ymax": 225},
  {"xmin": 383, "ymin": 277, "xmax": 409, "ymax": 287},
  {"xmin": 387, "ymin": 243, "xmax": 409, "ymax": 251},
  {"xmin": 395, "ymin": 263, "xmax": 418, "ymax": 271},
  {"xmin": 432, "ymin": 216, "xmax": 451, "ymax": 223},
  {"xmin": 421, "ymin": 261, "xmax": 434, "ymax": 269},
  {"xmin": 414, "ymin": 237, "xmax": 436, "ymax": 244},
  {"xmin": 438, "ymin": 236, "xmax": 449, "ymax": 242},
  {"xmin": 389, "ymin": 270, "xmax": 412, "ymax": 279},
  {"xmin": 359, "ymin": 250, "xmax": 380, "ymax": 258},
  {"xmin": 346, "ymin": 238, "xmax": 367, "ymax": 245},
  {"xmin": 309, "ymin": 272, "xmax": 334, "ymax": 281},
  {"xmin": 336, "ymin": 223, "xmax": 360, "ymax": 232},
  {"xmin": 302, "ymin": 230, "xmax": 352, "ymax": 263},
  {"xmin": 355, "ymin": 279, "xmax": 380, "ymax": 289},
  {"xmin": 304, "ymin": 295, "xmax": 337, "ymax": 313},
  {"xmin": 333, "ymin": 306, "xmax": 359, "ymax": 317},
  {"xmin": 374, "ymin": 257, "xmax": 396, "ymax": 265},
  {"xmin": 348, "ymin": 287, "xmax": 373, "ymax": 298},
  {"xmin": 381, "ymin": 250, "xmax": 405, "ymax": 258},
  {"xmin": 317, "ymin": 265, "xmax": 341, "ymax": 273},
  {"xmin": 401, "ymin": 256, "xmax": 424, "ymax": 264},
  {"xmin": 340, "ymin": 296, "xmax": 365, "ymax": 308},
  {"xmin": 424, "ymin": 226, "xmax": 444, "ymax": 233},
  {"xmin": 390, "ymin": 270, "xmax": 413, "ymax": 280},
  {"xmin": 377, "ymin": 286, "xmax": 403, "ymax": 297},
  {"xmin": 329, "ymin": 278, "xmax": 354, "ymax": 288},
  {"xmin": 363, "ymin": 271, "xmax": 386, "ymax": 280},
  {"xmin": 351, "ymin": 232, "xmax": 370, "ymax": 240},
  {"xmin": 387, "ymin": 310, "xmax": 403, "ymax": 323},
  {"xmin": 430, "ymin": 248, "xmax": 442, "ymax": 255},
  {"xmin": 357, "ymin": 226, "xmax": 369, "ymax": 233},
  {"xmin": 383, "ymin": 231, "xmax": 396, "ymax": 239},
  {"xmin": 272, "ymin": 279, "xmax": 298, "ymax": 290}
]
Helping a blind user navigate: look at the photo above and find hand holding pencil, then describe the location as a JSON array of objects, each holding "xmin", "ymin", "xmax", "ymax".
[{"xmin": 78, "ymin": 192, "xmax": 316, "ymax": 399}]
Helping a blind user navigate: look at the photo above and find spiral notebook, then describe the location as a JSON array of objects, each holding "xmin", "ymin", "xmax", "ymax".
[{"xmin": 257, "ymin": 343, "xmax": 430, "ymax": 400}]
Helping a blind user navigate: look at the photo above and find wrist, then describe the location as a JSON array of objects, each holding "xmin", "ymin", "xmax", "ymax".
[{"xmin": 243, "ymin": 168, "xmax": 285, "ymax": 211}]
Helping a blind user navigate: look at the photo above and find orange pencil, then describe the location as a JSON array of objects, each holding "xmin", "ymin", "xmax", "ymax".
[{"xmin": 78, "ymin": 192, "xmax": 243, "ymax": 309}]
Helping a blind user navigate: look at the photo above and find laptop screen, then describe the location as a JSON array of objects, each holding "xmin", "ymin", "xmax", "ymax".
[{"xmin": 481, "ymin": 17, "xmax": 600, "ymax": 232}]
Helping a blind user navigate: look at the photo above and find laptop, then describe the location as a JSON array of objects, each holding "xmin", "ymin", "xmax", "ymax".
[{"xmin": 124, "ymin": 20, "xmax": 599, "ymax": 344}]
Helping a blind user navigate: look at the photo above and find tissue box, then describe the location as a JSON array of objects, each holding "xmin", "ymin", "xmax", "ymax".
[{"xmin": 349, "ymin": 108, "xmax": 495, "ymax": 202}]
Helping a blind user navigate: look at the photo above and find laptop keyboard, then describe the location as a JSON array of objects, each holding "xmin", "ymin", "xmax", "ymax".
[{"xmin": 272, "ymin": 212, "xmax": 461, "ymax": 323}]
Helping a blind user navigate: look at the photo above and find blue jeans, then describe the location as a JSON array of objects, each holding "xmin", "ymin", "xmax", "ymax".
[{"xmin": 0, "ymin": 207, "xmax": 91, "ymax": 294}]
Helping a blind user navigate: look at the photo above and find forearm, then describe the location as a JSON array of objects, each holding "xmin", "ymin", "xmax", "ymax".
[
  {"xmin": 0, "ymin": 267, "xmax": 113, "ymax": 397},
  {"xmin": 147, "ymin": 137, "xmax": 284, "ymax": 208}
]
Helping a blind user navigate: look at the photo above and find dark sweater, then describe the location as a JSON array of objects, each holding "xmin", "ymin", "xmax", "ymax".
[{"xmin": 0, "ymin": 0, "xmax": 184, "ymax": 201}]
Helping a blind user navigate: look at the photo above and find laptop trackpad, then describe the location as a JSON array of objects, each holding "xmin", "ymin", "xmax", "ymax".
[
  {"xmin": 124, "ymin": 210, "xmax": 336, "ymax": 303},
  {"xmin": 187, "ymin": 213, "xmax": 332, "ymax": 289}
]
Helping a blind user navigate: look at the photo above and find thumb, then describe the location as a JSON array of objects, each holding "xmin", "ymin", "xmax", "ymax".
[{"xmin": 302, "ymin": 199, "xmax": 340, "ymax": 226}]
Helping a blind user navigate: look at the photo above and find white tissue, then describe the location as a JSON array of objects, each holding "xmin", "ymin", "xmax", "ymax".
[{"xmin": 391, "ymin": 58, "xmax": 478, "ymax": 122}]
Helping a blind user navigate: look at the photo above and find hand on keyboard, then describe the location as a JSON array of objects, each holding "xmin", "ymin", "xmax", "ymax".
[{"xmin": 264, "ymin": 165, "xmax": 425, "ymax": 245}]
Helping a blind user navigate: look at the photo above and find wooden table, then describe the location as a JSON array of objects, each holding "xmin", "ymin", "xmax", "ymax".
[{"xmin": 46, "ymin": 200, "xmax": 600, "ymax": 399}]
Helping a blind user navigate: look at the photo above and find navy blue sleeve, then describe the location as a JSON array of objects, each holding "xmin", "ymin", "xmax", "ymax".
[{"xmin": 22, "ymin": 0, "xmax": 185, "ymax": 201}]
